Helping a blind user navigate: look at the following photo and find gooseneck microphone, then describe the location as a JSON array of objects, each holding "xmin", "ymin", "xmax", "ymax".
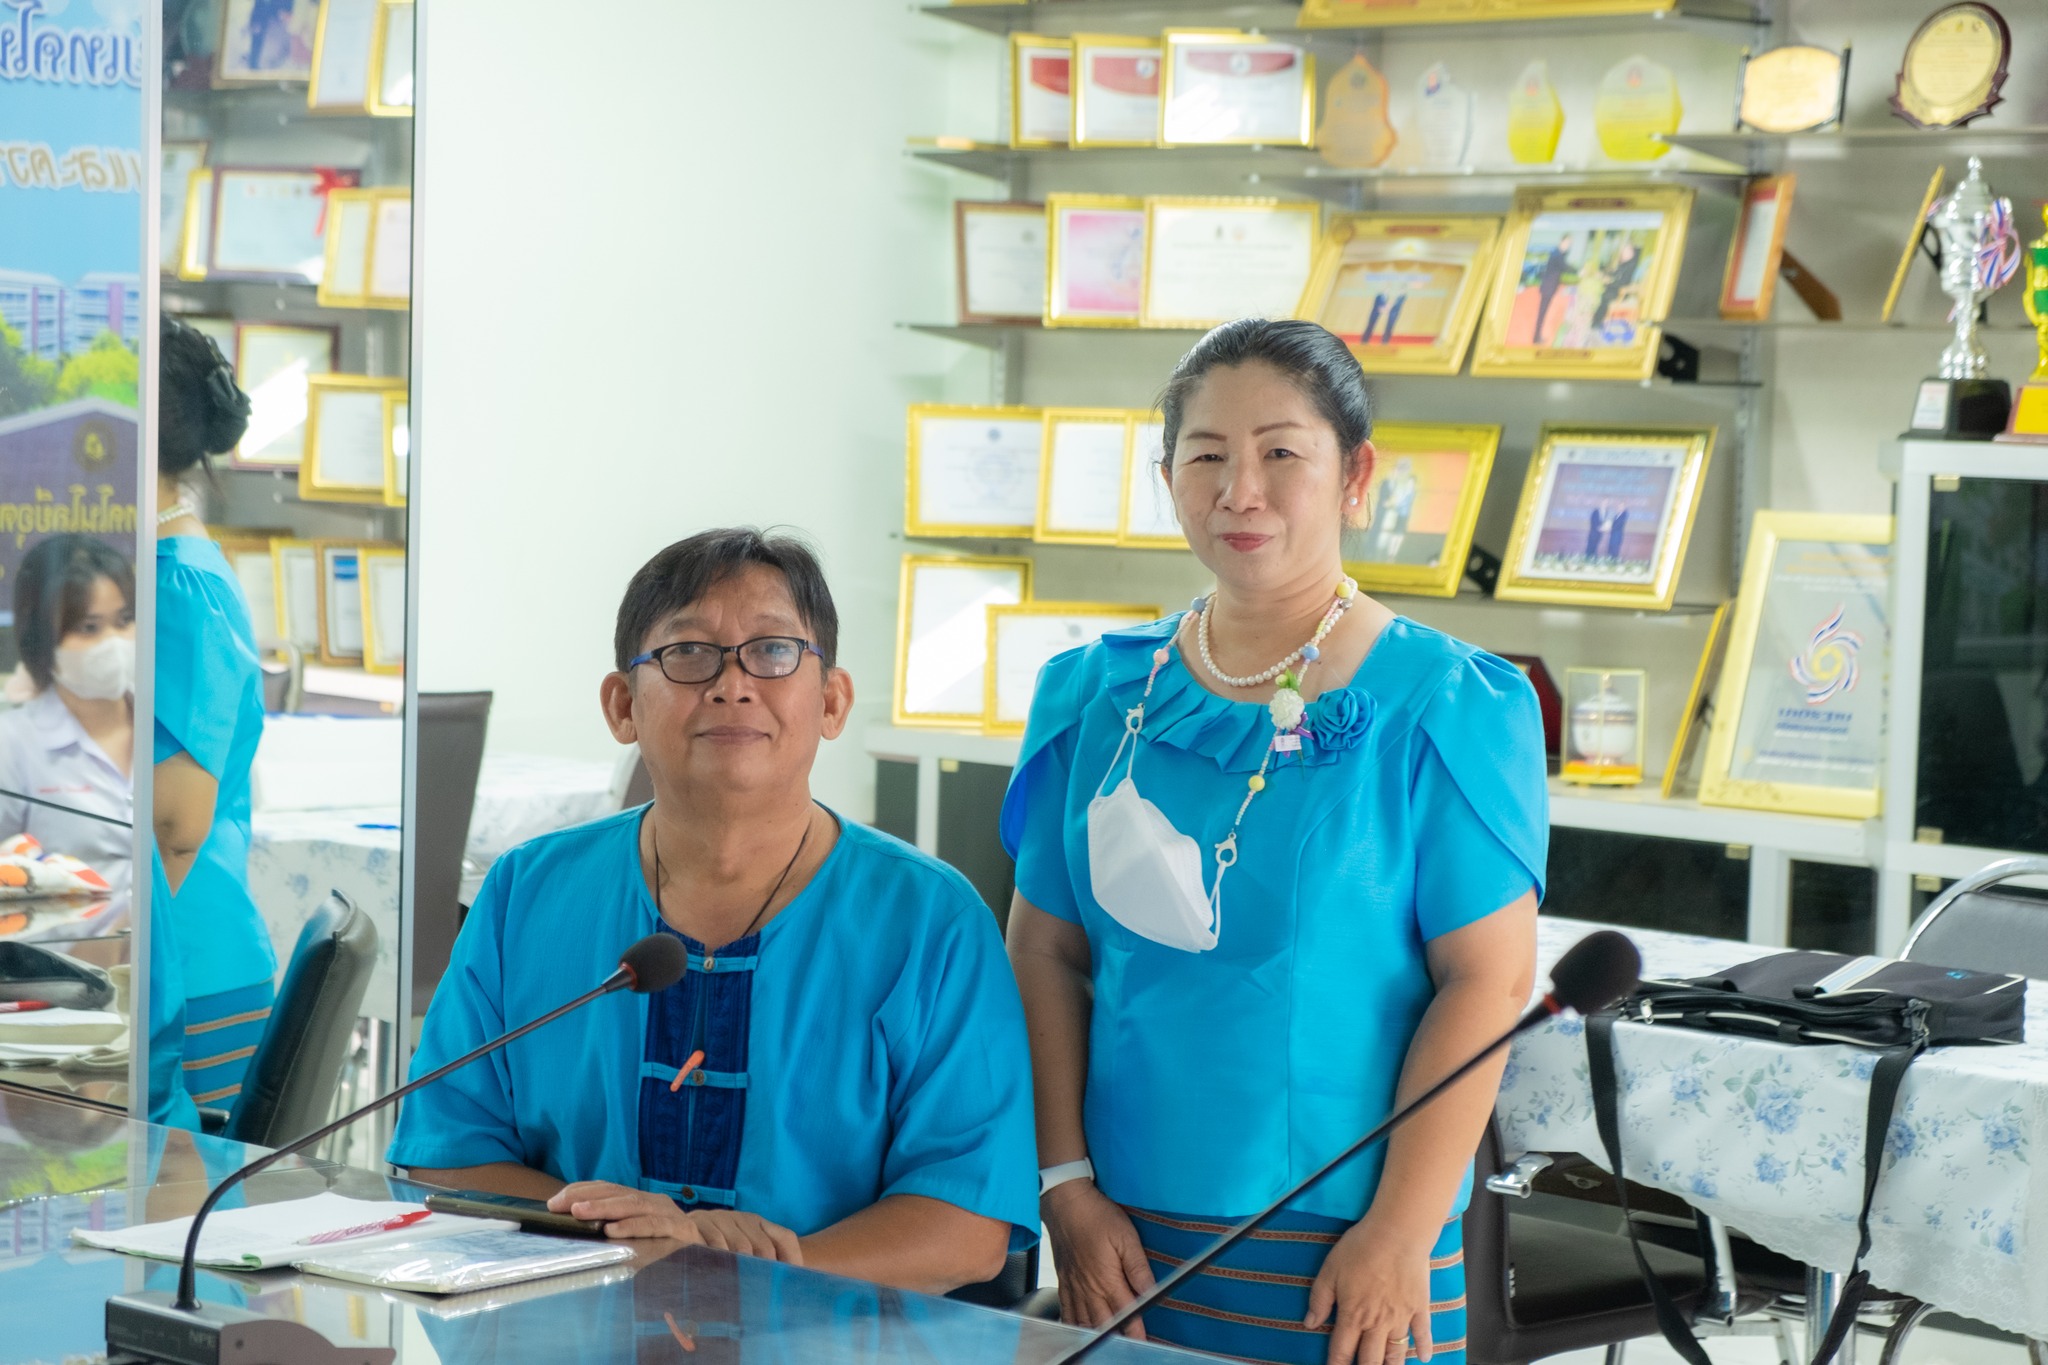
[
  {"xmin": 1058, "ymin": 930, "xmax": 1642, "ymax": 1363},
  {"xmin": 105, "ymin": 932, "xmax": 687, "ymax": 1365}
]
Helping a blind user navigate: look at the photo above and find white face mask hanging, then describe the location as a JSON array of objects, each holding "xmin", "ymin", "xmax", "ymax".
[{"xmin": 54, "ymin": 635, "xmax": 135, "ymax": 701}]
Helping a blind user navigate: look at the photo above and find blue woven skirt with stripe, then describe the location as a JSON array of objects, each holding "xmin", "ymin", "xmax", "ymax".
[
  {"xmin": 182, "ymin": 980, "xmax": 275, "ymax": 1108},
  {"xmin": 1129, "ymin": 1207, "xmax": 1466, "ymax": 1365}
]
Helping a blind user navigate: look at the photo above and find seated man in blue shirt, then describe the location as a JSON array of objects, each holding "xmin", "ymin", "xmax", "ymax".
[{"xmin": 388, "ymin": 528, "xmax": 1038, "ymax": 1293}]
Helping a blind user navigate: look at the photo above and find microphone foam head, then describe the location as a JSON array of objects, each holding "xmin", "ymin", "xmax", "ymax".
[
  {"xmin": 620, "ymin": 934, "xmax": 687, "ymax": 993},
  {"xmin": 1549, "ymin": 930, "xmax": 1642, "ymax": 1015}
]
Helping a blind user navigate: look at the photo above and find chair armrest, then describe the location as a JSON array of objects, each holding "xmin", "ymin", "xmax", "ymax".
[
  {"xmin": 1483, "ymin": 1152, "xmax": 1553, "ymax": 1199},
  {"xmin": 196, "ymin": 1106, "xmax": 230, "ymax": 1136}
]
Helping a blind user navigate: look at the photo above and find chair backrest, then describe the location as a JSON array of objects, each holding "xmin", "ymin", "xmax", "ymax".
[
  {"xmin": 1462, "ymin": 1119, "xmax": 1517, "ymax": 1356},
  {"xmin": 1901, "ymin": 854, "xmax": 2048, "ymax": 981},
  {"xmin": 225, "ymin": 890, "xmax": 377, "ymax": 1148},
  {"xmin": 412, "ymin": 691, "xmax": 492, "ymax": 1016},
  {"xmin": 944, "ymin": 1246, "xmax": 1037, "ymax": 1309}
]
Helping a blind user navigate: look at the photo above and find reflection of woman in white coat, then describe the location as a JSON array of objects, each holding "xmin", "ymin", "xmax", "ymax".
[{"xmin": 0, "ymin": 534, "xmax": 138, "ymax": 893}]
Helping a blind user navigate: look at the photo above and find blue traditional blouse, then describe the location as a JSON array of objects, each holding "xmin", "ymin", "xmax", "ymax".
[{"xmin": 1001, "ymin": 614, "xmax": 1548, "ymax": 1221}]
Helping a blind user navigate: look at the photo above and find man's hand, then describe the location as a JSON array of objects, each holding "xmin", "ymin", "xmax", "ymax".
[{"xmin": 547, "ymin": 1182, "xmax": 802, "ymax": 1262}]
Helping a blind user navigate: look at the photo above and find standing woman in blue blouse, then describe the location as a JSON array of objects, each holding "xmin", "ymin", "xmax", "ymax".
[
  {"xmin": 1004, "ymin": 320, "xmax": 1547, "ymax": 1365},
  {"xmin": 150, "ymin": 318, "xmax": 277, "ymax": 1118}
]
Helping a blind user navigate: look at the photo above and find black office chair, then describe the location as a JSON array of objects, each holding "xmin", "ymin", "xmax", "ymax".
[
  {"xmin": 411, "ymin": 692, "xmax": 492, "ymax": 1018},
  {"xmin": 946, "ymin": 1245, "xmax": 1058, "ymax": 1317}
]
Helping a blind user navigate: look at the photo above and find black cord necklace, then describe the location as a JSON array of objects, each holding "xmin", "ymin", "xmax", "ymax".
[{"xmin": 651, "ymin": 804, "xmax": 815, "ymax": 962}]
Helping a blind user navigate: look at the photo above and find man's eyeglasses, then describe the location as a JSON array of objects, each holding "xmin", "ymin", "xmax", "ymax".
[{"xmin": 627, "ymin": 636, "xmax": 823, "ymax": 686}]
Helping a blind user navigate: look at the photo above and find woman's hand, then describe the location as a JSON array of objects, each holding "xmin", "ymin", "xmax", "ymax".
[
  {"xmin": 1305, "ymin": 1216, "xmax": 1434, "ymax": 1365},
  {"xmin": 547, "ymin": 1182, "xmax": 802, "ymax": 1261},
  {"xmin": 1042, "ymin": 1180, "xmax": 1155, "ymax": 1340}
]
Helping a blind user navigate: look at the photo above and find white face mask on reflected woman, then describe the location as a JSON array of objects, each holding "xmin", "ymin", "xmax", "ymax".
[{"xmin": 54, "ymin": 635, "xmax": 135, "ymax": 700}]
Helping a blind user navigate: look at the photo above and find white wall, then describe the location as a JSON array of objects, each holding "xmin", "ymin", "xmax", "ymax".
[{"xmin": 414, "ymin": 1, "xmax": 995, "ymax": 819}]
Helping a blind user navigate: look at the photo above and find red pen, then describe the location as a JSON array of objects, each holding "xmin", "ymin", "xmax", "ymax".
[
  {"xmin": 297, "ymin": 1209, "xmax": 433, "ymax": 1246},
  {"xmin": 0, "ymin": 1001, "xmax": 54, "ymax": 1013}
]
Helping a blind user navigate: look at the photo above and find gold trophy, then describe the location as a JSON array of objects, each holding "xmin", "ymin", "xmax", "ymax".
[{"xmin": 2001, "ymin": 206, "xmax": 2048, "ymax": 443}]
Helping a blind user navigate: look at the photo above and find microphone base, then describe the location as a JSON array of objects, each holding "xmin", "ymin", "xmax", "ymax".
[{"xmin": 106, "ymin": 1292, "xmax": 395, "ymax": 1365}]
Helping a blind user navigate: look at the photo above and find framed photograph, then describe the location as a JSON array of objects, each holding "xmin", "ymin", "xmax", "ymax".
[
  {"xmin": 233, "ymin": 323, "xmax": 340, "ymax": 469},
  {"xmin": 366, "ymin": 192, "xmax": 412, "ymax": 305},
  {"xmin": 1046, "ymin": 194, "xmax": 1146, "ymax": 328},
  {"xmin": 370, "ymin": 0, "xmax": 415, "ymax": 116},
  {"xmin": 382, "ymin": 394, "xmax": 409, "ymax": 507},
  {"xmin": 215, "ymin": 535, "xmax": 282, "ymax": 651},
  {"xmin": 177, "ymin": 168, "xmax": 216, "ymax": 281},
  {"xmin": 315, "ymin": 540, "xmax": 374, "ymax": 667},
  {"xmin": 1160, "ymin": 31, "xmax": 1313, "ymax": 147},
  {"xmin": 1140, "ymin": 197, "xmax": 1319, "ymax": 330},
  {"xmin": 1072, "ymin": 34, "xmax": 1161, "ymax": 148},
  {"xmin": 1699, "ymin": 512, "xmax": 1893, "ymax": 819},
  {"xmin": 1120, "ymin": 415, "xmax": 1184, "ymax": 549},
  {"xmin": 1720, "ymin": 175, "xmax": 1797, "ymax": 322},
  {"xmin": 1341, "ymin": 422, "xmax": 1499, "ymax": 597},
  {"xmin": 1009, "ymin": 34, "xmax": 1072, "ymax": 148},
  {"xmin": 1298, "ymin": 213, "xmax": 1502, "ymax": 375},
  {"xmin": 210, "ymin": 167, "xmax": 358, "ymax": 284},
  {"xmin": 215, "ymin": 0, "xmax": 318, "ymax": 86},
  {"xmin": 1037, "ymin": 409, "xmax": 1133, "ymax": 546},
  {"xmin": 317, "ymin": 189, "xmax": 376, "ymax": 306},
  {"xmin": 984, "ymin": 602, "xmax": 1162, "ymax": 735},
  {"xmin": 905, "ymin": 404, "xmax": 1044, "ymax": 540},
  {"xmin": 161, "ymin": 142, "xmax": 208, "ymax": 275},
  {"xmin": 308, "ymin": 0, "xmax": 380, "ymax": 113},
  {"xmin": 272, "ymin": 539, "xmax": 322, "ymax": 653},
  {"xmin": 301, "ymin": 375, "xmax": 406, "ymax": 504},
  {"xmin": 1471, "ymin": 184, "xmax": 1694, "ymax": 381},
  {"xmin": 1495, "ymin": 424, "xmax": 1715, "ymax": 611},
  {"xmin": 1660, "ymin": 600, "xmax": 1732, "ymax": 799},
  {"xmin": 893, "ymin": 554, "xmax": 1033, "ymax": 729},
  {"xmin": 955, "ymin": 202, "xmax": 1046, "ymax": 325},
  {"xmin": 359, "ymin": 546, "xmax": 406, "ymax": 675}
]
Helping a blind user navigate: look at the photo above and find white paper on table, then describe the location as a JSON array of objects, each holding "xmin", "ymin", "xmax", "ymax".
[
  {"xmin": 903, "ymin": 564, "xmax": 1026, "ymax": 716},
  {"xmin": 1042, "ymin": 418, "xmax": 1127, "ymax": 535},
  {"xmin": 1078, "ymin": 45, "xmax": 1160, "ymax": 143},
  {"xmin": 993, "ymin": 612, "xmax": 1151, "ymax": 726},
  {"xmin": 311, "ymin": 0, "xmax": 378, "ymax": 108},
  {"xmin": 313, "ymin": 390, "xmax": 388, "ymax": 488},
  {"xmin": 279, "ymin": 546, "xmax": 322, "ymax": 650},
  {"xmin": 1145, "ymin": 204, "xmax": 1315, "ymax": 325},
  {"xmin": 914, "ymin": 415, "xmax": 1042, "ymax": 530},
  {"xmin": 213, "ymin": 172, "xmax": 329, "ymax": 282},
  {"xmin": 366, "ymin": 555, "xmax": 406, "ymax": 669},
  {"xmin": 326, "ymin": 197, "xmax": 373, "ymax": 298},
  {"xmin": 1124, "ymin": 422, "xmax": 1183, "ymax": 543},
  {"xmin": 369, "ymin": 198, "xmax": 412, "ymax": 299},
  {"xmin": 961, "ymin": 209, "xmax": 1047, "ymax": 319},
  {"xmin": 72, "ymin": 1192, "xmax": 511, "ymax": 1270},
  {"xmin": 253, "ymin": 716, "xmax": 402, "ymax": 812},
  {"xmin": 326, "ymin": 550, "xmax": 365, "ymax": 655},
  {"xmin": 1162, "ymin": 40, "xmax": 1308, "ymax": 144}
]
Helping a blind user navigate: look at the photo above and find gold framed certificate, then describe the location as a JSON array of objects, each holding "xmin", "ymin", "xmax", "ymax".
[
  {"xmin": 383, "ymin": 394, "xmax": 409, "ymax": 507},
  {"xmin": 955, "ymin": 201, "xmax": 1047, "ymax": 326},
  {"xmin": 1120, "ymin": 415, "xmax": 1185, "ymax": 549},
  {"xmin": 177, "ymin": 168, "xmax": 215, "ymax": 281},
  {"xmin": 905, "ymin": 404, "xmax": 1044, "ymax": 540},
  {"xmin": 1720, "ymin": 175, "xmax": 1796, "ymax": 322},
  {"xmin": 1342, "ymin": 422, "xmax": 1498, "ymax": 597},
  {"xmin": 1046, "ymin": 194, "xmax": 1146, "ymax": 328},
  {"xmin": 317, "ymin": 189, "xmax": 376, "ymax": 306},
  {"xmin": 1037, "ymin": 409, "xmax": 1133, "ymax": 546},
  {"xmin": 215, "ymin": 0, "xmax": 318, "ymax": 87},
  {"xmin": 301, "ymin": 376, "xmax": 406, "ymax": 504},
  {"xmin": 1891, "ymin": 3, "xmax": 2009, "ymax": 130},
  {"xmin": 1699, "ymin": 512, "xmax": 1893, "ymax": 819},
  {"xmin": 210, "ymin": 168, "xmax": 356, "ymax": 284},
  {"xmin": 1010, "ymin": 34, "xmax": 1072, "ymax": 148},
  {"xmin": 233, "ymin": 323, "xmax": 340, "ymax": 469},
  {"xmin": 315, "ymin": 540, "xmax": 380, "ymax": 667},
  {"xmin": 215, "ymin": 535, "xmax": 283, "ymax": 651},
  {"xmin": 272, "ymin": 539, "xmax": 322, "ymax": 653},
  {"xmin": 984, "ymin": 602, "xmax": 1162, "ymax": 735},
  {"xmin": 161, "ymin": 143, "xmax": 208, "ymax": 275},
  {"xmin": 1160, "ymin": 31, "xmax": 1313, "ymax": 147},
  {"xmin": 1496, "ymin": 424, "xmax": 1715, "ymax": 611},
  {"xmin": 1072, "ymin": 34, "xmax": 1161, "ymax": 148},
  {"xmin": 1140, "ymin": 197, "xmax": 1319, "ymax": 330},
  {"xmin": 370, "ymin": 0, "xmax": 415, "ymax": 116},
  {"xmin": 1738, "ymin": 45, "xmax": 1849, "ymax": 134},
  {"xmin": 1472, "ymin": 183, "xmax": 1693, "ymax": 381},
  {"xmin": 893, "ymin": 554, "xmax": 1033, "ymax": 729},
  {"xmin": 366, "ymin": 192, "xmax": 412, "ymax": 305},
  {"xmin": 358, "ymin": 546, "xmax": 407, "ymax": 676},
  {"xmin": 1299, "ymin": 213, "xmax": 1501, "ymax": 375},
  {"xmin": 308, "ymin": 0, "xmax": 380, "ymax": 114}
]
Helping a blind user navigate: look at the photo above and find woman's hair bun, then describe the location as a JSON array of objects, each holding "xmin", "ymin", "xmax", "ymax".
[{"xmin": 160, "ymin": 316, "xmax": 253, "ymax": 473}]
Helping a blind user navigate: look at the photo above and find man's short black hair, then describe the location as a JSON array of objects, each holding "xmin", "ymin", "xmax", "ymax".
[{"xmin": 614, "ymin": 527, "xmax": 840, "ymax": 673}]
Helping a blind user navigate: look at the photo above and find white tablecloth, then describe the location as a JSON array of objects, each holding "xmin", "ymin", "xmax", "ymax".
[{"xmin": 1514, "ymin": 918, "xmax": 2048, "ymax": 1338}]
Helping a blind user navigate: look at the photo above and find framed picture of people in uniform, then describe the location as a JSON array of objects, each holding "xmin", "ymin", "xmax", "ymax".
[
  {"xmin": 1472, "ymin": 184, "xmax": 1694, "ymax": 381},
  {"xmin": 1495, "ymin": 424, "xmax": 1715, "ymax": 610},
  {"xmin": 1298, "ymin": 213, "xmax": 1503, "ymax": 375},
  {"xmin": 1341, "ymin": 423, "xmax": 1499, "ymax": 597},
  {"xmin": 894, "ymin": 555, "xmax": 1033, "ymax": 728}
]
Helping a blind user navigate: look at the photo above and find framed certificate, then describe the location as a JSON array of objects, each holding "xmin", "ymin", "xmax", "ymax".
[
  {"xmin": 302, "ymin": 376, "xmax": 406, "ymax": 503},
  {"xmin": 1010, "ymin": 34, "xmax": 1072, "ymax": 148},
  {"xmin": 1496, "ymin": 424, "xmax": 1714, "ymax": 611},
  {"xmin": 1120, "ymin": 416, "xmax": 1184, "ymax": 549},
  {"xmin": 210, "ymin": 168, "xmax": 358, "ymax": 284},
  {"xmin": 1072, "ymin": 34, "xmax": 1161, "ymax": 148},
  {"xmin": 955, "ymin": 202, "xmax": 1046, "ymax": 326},
  {"xmin": 984, "ymin": 602, "xmax": 1161, "ymax": 735},
  {"xmin": 1720, "ymin": 175, "xmax": 1797, "ymax": 322},
  {"xmin": 317, "ymin": 189, "xmax": 377, "ymax": 306},
  {"xmin": 182, "ymin": 315, "xmax": 237, "ymax": 358},
  {"xmin": 905, "ymin": 405, "xmax": 1044, "ymax": 539},
  {"xmin": 315, "ymin": 540, "xmax": 372, "ymax": 666},
  {"xmin": 161, "ymin": 143, "xmax": 208, "ymax": 275},
  {"xmin": 1298, "ymin": 0, "xmax": 1483, "ymax": 24},
  {"xmin": 367, "ymin": 192, "xmax": 412, "ymax": 305},
  {"xmin": 1037, "ymin": 409, "xmax": 1132, "ymax": 545},
  {"xmin": 233, "ymin": 323, "xmax": 340, "ymax": 469},
  {"xmin": 1700, "ymin": 512, "xmax": 1893, "ymax": 819},
  {"xmin": 1160, "ymin": 31, "xmax": 1313, "ymax": 147},
  {"xmin": 177, "ymin": 168, "xmax": 215, "ymax": 281},
  {"xmin": 383, "ymin": 394, "xmax": 409, "ymax": 507},
  {"xmin": 308, "ymin": 0, "xmax": 380, "ymax": 113},
  {"xmin": 215, "ymin": 0, "xmax": 318, "ymax": 86},
  {"xmin": 1141, "ymin": 197, "xmax": 1319, "ymax": 330},
  {"xmin": 1341, "ymin": 422, "xmax": 1499, "ymax": 597},
  {"xmin": 1660, "ymin": 600, "xmax": 1732, "ymax": 800},
  {"xmin": 272, "ymin": 539, "xmax": 322, "ymax": 653},
  {"xmin": 370, "ymin": 0, "xmax": 415, "ymax": 116},
  {"xmin": 894, "ymin": 554, "xmax": 1033, "ymax": 729},
  {"xmin": 1881, "ymin": 167, "xmax": 1946, "ymax": 325},
  {"xmin": 1299, "ymin": 213, "xmax": 1502, "ymax": 375},
  {"xmin": 359, "ymin": 546, "xmax": 407, "ymax": 675},
  {"xmin": 1046, "ymin": 194, "xmax": 1146, "ymax": 328},
  {"xmin": 215, "ymin": 535, "xmax": 282, "ymax": 651},
  {"xmin": 1472, "ymin": 183, "xmax": 1694, "ymax": 381}
]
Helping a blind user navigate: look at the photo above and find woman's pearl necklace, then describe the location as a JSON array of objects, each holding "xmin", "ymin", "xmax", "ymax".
[
  {"xmin": 1195, "ymin": 576, "xmax": 1357, "ymax": 690},
  {"xmin": 157, "ymin": 501, "xmax": 198, "ymax": 527}
]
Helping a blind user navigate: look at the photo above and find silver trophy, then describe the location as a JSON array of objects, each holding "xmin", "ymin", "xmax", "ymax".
[{"xmin": 1913, "ymin": 157, "xmax": 2016, "ymax": 436}]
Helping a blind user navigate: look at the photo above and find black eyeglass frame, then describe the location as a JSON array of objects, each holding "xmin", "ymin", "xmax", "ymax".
[{"xmin": 626, "ymin": 636, "xmax": 825, "ymax": 685}]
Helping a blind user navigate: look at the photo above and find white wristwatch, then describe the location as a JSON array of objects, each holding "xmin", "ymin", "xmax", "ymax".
[{"xmin": 1039, "ymin": 1158, "xmax": 1095, "ymax": 1197}]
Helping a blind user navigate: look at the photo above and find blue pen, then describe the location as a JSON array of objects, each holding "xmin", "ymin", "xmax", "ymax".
[{"xmin": 356, "ymin": 822, "xmax": 401, "ymax": 830}]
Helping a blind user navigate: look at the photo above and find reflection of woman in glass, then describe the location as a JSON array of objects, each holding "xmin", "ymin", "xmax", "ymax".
[
  {"xmin": 152, "ymin": 318, "xmax": 276, "ymax": 1118},
  {"xmin": 0, "ymin": 536, "xmax": 137, "ymax": 893}
]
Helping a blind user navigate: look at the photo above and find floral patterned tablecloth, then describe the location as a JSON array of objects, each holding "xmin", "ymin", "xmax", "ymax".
[{"xmin": 1512, "ymin": 918, "xmax": 2048, "ymax": 1338}]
